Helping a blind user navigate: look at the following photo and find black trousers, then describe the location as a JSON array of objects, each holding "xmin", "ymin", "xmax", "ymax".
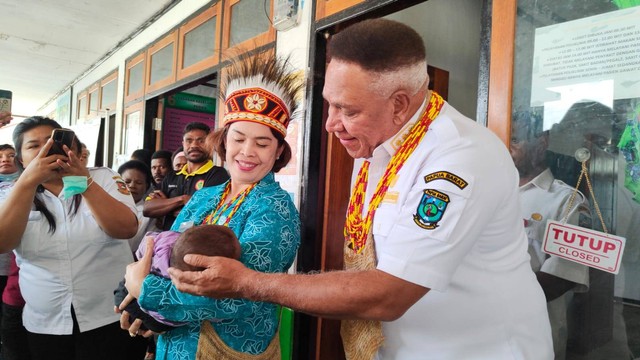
[
  {"xmin": 1, "ymin": 303, "xmax": 30, "ymax": 360},
  {"xmin": 26, "ymin": 306, "xmax": 147, "ymax": 360}
]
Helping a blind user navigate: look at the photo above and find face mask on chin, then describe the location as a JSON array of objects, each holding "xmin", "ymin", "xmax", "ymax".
[{"xmin": 0, "ymin": 172, "xmax": 19, "ymax": 183}]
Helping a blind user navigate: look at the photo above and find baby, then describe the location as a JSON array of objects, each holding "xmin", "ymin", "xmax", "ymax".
[{"xmin": 114, "ymin": 224, "xmax": 241, "ymax": 332}]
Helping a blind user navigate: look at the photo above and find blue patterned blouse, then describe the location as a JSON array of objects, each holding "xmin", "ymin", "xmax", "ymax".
[{"xmin": 138, "ymin": 173, "xmax": 300, "ymax": 360}]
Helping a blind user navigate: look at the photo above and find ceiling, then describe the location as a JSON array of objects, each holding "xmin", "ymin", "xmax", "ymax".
[{"xmin": 0, "ymin": 0, "xmax": 180, "ymax": 118}]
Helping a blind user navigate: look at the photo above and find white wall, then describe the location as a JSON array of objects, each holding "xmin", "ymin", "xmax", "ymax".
[
  {"xmin": 274, "ymin": 0, "xmax": 312, "ymax": 206},
  {"xmin": 386, "ymin": 0, "xmax": 483, "ymax": 119}
]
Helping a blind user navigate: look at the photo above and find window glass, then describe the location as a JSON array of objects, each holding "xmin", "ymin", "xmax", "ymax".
[
  {"xmin": 230, "ymin": 0, "xmax": 270, "ymax": 46},
  {"xmin": 128, "ymin": 62, "xmax": 144, "ymax": 96},
  {"xmin": 184, "ymin": 17, "xmax": 216, "ymax": 69},
  {"xmin": 77, "ymin": 96, "xmax": 87, "ymax": 119},
  {"xmin": 89, "ymin": 90, "xmax": 98, "ymax": 114},
  {"xmin": 101, "ymin": 80, "xmax": 116, "ymax": 109},
  {"xmin": 150, "ymin": 43, "xmax": 174, "ymax": 84},
  {"xmin": 511, "ymin": 2, "xmax": 640, "ymax": 359},
  {"xmin": 124, "ymin": 110, "xmax": 142, "ymax": 157}
]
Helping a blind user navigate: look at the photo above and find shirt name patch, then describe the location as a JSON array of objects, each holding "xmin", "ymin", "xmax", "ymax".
[
  {"xmin": 414, "ymin": 189, "xmax": 449, "ymax": 230},
  {"xmin": 423, "ymin": 171, "xmax": 468, "ymax": 189},
  {"xmin": 382, "ymin": 191, "xmax": 399, "ymax": 204}
]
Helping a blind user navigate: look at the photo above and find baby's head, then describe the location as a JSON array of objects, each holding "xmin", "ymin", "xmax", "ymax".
[{"xmin": 170, "ymin": 225, "xmax": 241, "ymax": 271}]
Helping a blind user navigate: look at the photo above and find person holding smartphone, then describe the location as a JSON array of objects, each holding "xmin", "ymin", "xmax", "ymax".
[
  {"xmin": 0, "ymin": 116, "xmax": 145, "ymax": 360},
  {"xmin": 0, "ymin": 111, "xmax": 12, "ymax": 127}
]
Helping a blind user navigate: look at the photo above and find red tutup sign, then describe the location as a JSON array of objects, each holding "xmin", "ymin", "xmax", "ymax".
[{"xmin": 543, "ymin": 220, "xmax": 626, "ymax": 274}]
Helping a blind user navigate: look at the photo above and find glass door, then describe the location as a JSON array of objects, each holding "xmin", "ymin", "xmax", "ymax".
[{"xmin": 510, "ymin": 2, "xmax": 640, "ymax": 358}]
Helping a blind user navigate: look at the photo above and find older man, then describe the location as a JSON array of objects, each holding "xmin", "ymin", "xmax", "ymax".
[{"xmin": 152, "ymin": 19, "xmax": 553, "ymax": 359}]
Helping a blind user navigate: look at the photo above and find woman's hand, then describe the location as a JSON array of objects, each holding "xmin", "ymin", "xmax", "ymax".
[
  {"xmin": 124, "ymin": 237, "xmax": 154, "ymax": 299},
  {"xmin": 115, "ymin": 295, "xmax": 155, "ymax": 338},
  {"xmin": 168, "ymin": 255, "xmax": 253, "ymax": 299},
  {"xmin": 56, "ymin": 144, "xmax": 90, "ymax": 178},
  {"xmin": 19, "ymin": 138, "xmax": 69, "ymax": 187}
]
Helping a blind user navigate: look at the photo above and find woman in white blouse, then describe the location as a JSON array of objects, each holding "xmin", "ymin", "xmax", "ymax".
[{"xmin": 0, "ymin": 117, "xmax": 144, "ymax": 360}]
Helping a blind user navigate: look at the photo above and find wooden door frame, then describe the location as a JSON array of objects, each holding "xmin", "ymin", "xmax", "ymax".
[{"xmin": 487, "ymin": 0, "xmax": 517, "ymax": 145}]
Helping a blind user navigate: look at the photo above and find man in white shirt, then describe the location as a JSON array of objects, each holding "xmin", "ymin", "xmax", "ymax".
[
  {"xmin": 144, "ymin": 18, "xmax": 553, "ymax": 359},
  {"xmin": 511, "ymin": 110, "xmax": 591, "ymax": 359}
]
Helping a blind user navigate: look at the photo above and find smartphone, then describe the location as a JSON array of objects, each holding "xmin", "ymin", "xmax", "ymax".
[
  {"xmin": 0, "ymin": 90, "xmax": 11, "ymax": 113},
  {"xmin": 47, "ymin": 128, "xmax": 76, "ymax": 156}
]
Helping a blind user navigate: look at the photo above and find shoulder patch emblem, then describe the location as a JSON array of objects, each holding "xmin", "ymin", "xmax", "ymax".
[
  {"xmin": 113, "ymin": 176, "xmax": 131, "ymax": 195},
  {"xmin": 414, "ymin": 189, "xmax": 449, "ymax": 230},
  {"xmin": 423, "ymin": 171, "xmax": 468, "ymax": 189},
  {"xmin": 195, "ymin": 179, "xmax": 205, "ymax": 190}
]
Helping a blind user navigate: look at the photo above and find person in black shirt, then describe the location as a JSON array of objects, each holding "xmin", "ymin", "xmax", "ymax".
[
  {"xmin": 150, "ymin": 150, "xmax": 172, "ymax": 191},
  {"xmin": 143, "ymin": 122, "xmax": 228, "ymax": 230}
]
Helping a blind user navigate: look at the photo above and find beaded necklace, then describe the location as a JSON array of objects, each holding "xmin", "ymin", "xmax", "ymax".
[
  {"xmin": 202, "ymin": 182, "xmax": 257, "ymax": 226},
  {"xmin": 344, "ymin": 92, "xmax": 444, "ymax": 254}
]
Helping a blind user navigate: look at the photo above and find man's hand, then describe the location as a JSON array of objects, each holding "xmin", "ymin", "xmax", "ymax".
[
  {"xmin": 147, "ymin": 190, "xmax": 167, "ymax": 200},
  {"xmin": 168, "ymin": 255, "xmax": 252, "ymax": 299}
]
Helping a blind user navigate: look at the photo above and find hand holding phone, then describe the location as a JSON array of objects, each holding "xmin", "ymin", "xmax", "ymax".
[{"xmin": 47, "ymin": 128, "xmax": 77, "ymax": 157}]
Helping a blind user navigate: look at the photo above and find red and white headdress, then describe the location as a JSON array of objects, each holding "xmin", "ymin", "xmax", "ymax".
[{"xmin": 221, "ymin": 54, "xmax": 302, "ymax": 137}]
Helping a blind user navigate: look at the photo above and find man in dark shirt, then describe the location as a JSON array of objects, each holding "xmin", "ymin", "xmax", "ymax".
[
  {"xmin": 143, "ymin": 122, "xmax": 228, "ymax": 230},
  {"xmin": 150, "ymin": 150, "xmax": 172, "ymax": 191}
]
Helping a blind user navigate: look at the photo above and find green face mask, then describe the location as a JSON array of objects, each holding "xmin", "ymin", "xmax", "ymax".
[{"xmin": 61, "ymin": 176, "xmax": 88, "ymax": 200}]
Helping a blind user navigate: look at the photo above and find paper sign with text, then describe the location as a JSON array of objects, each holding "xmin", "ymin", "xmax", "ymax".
[{"xmin": 543, "ymin": 220, "xmax": 626, "ymax": 274}]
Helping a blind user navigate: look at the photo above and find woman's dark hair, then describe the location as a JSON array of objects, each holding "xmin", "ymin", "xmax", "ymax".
[
  {"xmin": 208, "ymin": 124, "xmax": 291, "ymax": 173},
  {"xmin": 12, "ymin": 116, "xmax": 83, "ymax": 234},
  {"xmin": 0, "ymin": 144, "xmax": 15, "ymax": 151},
  {"xmin": 117, "ymin": 160, "xmax": 152, "ymax": 189},
  {"xmin": 131, "ymin": 149, "xmax": 152, "ymax": 167}
]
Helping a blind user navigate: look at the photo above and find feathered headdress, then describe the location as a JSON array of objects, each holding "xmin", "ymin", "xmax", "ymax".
[{"xmin": 220, "ymin": 52, "xmax": 303, "ymax": 137}]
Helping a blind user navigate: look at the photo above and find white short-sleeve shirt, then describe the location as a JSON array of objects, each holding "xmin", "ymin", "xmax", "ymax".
[
  {"xmin": 359, "ymin": 101, "xmax": 553, "ymax": 359},
  {"xmin": 519, "ymin": 168, "xmax": 590, "ymax": 359},
  {"xmin": 0, "ymin": 167, "xmax": 136, "ymax": 334}
]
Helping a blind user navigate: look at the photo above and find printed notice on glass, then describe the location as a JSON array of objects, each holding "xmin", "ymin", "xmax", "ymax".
[
  {"xmin": 531, "ymin": 7, "xmax": 640, "ymax": 106},
  {"xmin": 543, "ymin": 220, "xmax": 626, "ymax": 274}
]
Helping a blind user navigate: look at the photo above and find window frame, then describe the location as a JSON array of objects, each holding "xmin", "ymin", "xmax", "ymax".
[
  {"xmin": 222, "ymin": 0, "xmax": 276, "ymax": 56},
  {"xmin": 145, "ymin": 31, "xmax": 178, "ymax": 94},
  {"xmin": 124, "ymin": 51, "xmax": 146, "ymax": 103},
  {"xmin": 177, "ymin": 3, "xmax": 222, "ymax": 80},
  {"xmin": 99, "ymin": 70, "xmax": 118, "ymax": 111}
]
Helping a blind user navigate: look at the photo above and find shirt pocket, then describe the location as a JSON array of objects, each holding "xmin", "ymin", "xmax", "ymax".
[
  {"xmin": 79, "ymin": 209, "xmax": 112, "ymax": 245},
  {"xmin": 372, "ymin": 205, "xmax": 400, "ymax": 239},
  {"xmin": 18, "ymin": 211, "xmax": 49, "ymax": 257}
]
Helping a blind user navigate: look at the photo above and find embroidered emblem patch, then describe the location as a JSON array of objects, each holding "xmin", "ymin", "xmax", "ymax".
[
  {"xmin": 414, "ymin": 189, "xmax": 449, "ymax": 229},
  {"xmin": 195, "ymin": 179, "xmax": 205, "ymax": 190},
  {"xmin": 113, "ymin": 176, "xmax": 130, "ymax": 195},
  {"xmin": 423, "ymin": 171, "xmax": 468, "ymax": 189}
]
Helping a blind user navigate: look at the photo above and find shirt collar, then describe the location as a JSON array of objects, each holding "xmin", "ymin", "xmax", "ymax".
[
  {"xmin": 374, "ymin": 98, "xmax": 428, "ymax": 160},
  {"xmin": 522, "ymin": 168, "xmax": 554, "ymax": 191},
  {"xmin": 177, "ymin": 160, "xmax": 214, "ymax": 178}
]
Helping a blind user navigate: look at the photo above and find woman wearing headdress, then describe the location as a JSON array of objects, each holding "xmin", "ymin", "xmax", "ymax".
[{"xmin": 121, "ymin": 53, "xmax": 302, "ymax": 360}]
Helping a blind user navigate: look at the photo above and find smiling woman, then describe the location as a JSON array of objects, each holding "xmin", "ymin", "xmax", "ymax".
[{"xmin": 121, "ymin": 52, "xmax": 303, "ymax": 360}]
